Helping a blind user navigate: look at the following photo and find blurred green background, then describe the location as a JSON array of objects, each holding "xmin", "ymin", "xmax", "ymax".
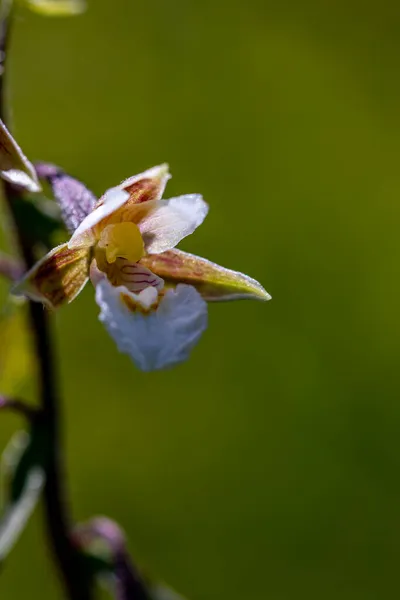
[{"xmin": 2, "ymin": 0, "xmax": 400, "ymax": 598}]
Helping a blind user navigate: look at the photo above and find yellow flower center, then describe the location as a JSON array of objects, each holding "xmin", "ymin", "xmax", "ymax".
[{"xmin": 97, "ymin": 222, "xmax": 144, "ymax": 265}]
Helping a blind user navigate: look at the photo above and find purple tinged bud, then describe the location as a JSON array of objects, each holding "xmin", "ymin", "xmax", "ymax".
[
  {"xmin": 75, "ymin": 517, "xmax": 151, "ymax": 600},
  {"xmin": 88, "ymin": 517, "xmax": 126, "ymax": 552},
  {"xmin": 35, "ymin": 162, "xmax": 96, "ymax": 233}
]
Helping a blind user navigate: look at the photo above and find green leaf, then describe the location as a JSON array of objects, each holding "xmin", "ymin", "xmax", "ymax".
[
  {"xmin": 21, "ymin": 0, "xmax": 86, "ymax": 16},
  {"xmin": 0, "ymin": 420, "xmax": 49, "ymax": 561},
  {"xmin": 9, "ymin": 422, "xmax": 48, "ymax": 502}
]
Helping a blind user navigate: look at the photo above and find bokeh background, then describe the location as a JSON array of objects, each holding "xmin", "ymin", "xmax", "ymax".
[{"xmin": 1, "ymin": 0, "xmax": 400, "ymax": 598}]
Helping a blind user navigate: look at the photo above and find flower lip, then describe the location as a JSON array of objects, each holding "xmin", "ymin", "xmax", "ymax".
[
  {"xmin": 91, "ymin": 256, "xmax": 164, "ymax": 294},
  {"xmin": 121, "ymin": 286, "xmax": 158, "ymax": 312},
  {"xmin": 95, "ymin": 279, "xmax": 208, "ymax": 371}
]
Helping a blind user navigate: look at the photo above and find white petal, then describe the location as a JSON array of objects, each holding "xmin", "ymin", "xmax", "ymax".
[
  {"xmin": 139, "ymin": 194, "xmax": 209, "ymax": 254},
  {"xmin": 68, "ymin": 187, "xmax": 129, "ymax": 248},
  {"xmin": 95, "ymin": 280, "xmax": 208, "ymax": 371}
]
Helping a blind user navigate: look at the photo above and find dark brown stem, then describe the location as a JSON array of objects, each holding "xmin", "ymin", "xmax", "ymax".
[
  {"xmin": 114, "ymin": 553, "xmax": 152, "ymax": 600},
  {"xmin": 0, "ymin": 1, "xmax": 93, "ymax": 598}
]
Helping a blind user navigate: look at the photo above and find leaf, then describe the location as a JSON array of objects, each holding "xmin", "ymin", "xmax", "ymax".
[
  {"xmin": 0, "ymin": 420, "xmax": 49, "ymax": 561},
  {"xmin": 22, "ymin": 0, "xmax": 86, "ymax": 16},
  {"xmin": 0, "ymin": 306, "xmax": 35, "ymax": 398},
  {"xmin": 9, "ymin": 422, "xmax": 48, "ymax": 502},
  {"xmin": 0, "ymin": 120, "xmax": 41, "ymax": 193}
]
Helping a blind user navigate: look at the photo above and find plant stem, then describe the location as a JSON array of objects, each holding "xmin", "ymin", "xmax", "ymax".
[{"xmin": 0, "ymin": 2, "xmax": 93, "ymax": 598}]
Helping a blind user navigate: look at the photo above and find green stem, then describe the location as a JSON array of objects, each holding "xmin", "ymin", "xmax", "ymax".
[{"xmin": 0, "ymin": 2, "xmax": 93, "ymax": 598}]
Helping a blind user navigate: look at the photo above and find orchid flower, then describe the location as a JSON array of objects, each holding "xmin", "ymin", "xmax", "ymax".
[{"xmin": 14, "ymin": 164, "xmax": 270, "ymax": 371}]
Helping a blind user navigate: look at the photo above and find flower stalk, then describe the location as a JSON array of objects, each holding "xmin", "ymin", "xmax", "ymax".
[
  {"xmin": 0, "ymin": 1, "xmax": 93, "ymax": 598},
  {"xmin": 0, "ymin": 1, "xmax": 270, "ymax": 597}
]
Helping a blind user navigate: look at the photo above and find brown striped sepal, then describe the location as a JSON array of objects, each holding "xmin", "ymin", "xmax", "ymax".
[
  {"xmin": 118, "ymin": 163, "xmax": 170, "ymax": 205},
  {"xmin": 140, "ymin": 249, "xmax": 271, "ymax": 302},
  {"xmin": 0, "ymin": 120, "xmax": 41, "ymax": 193},
  {"xmin": 13, "ymin": 243, "xmax": 90, "ymax": 309},
  {"xmin": 92, "ymin": 164, "xmax": 170, "ymax": 218}
]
